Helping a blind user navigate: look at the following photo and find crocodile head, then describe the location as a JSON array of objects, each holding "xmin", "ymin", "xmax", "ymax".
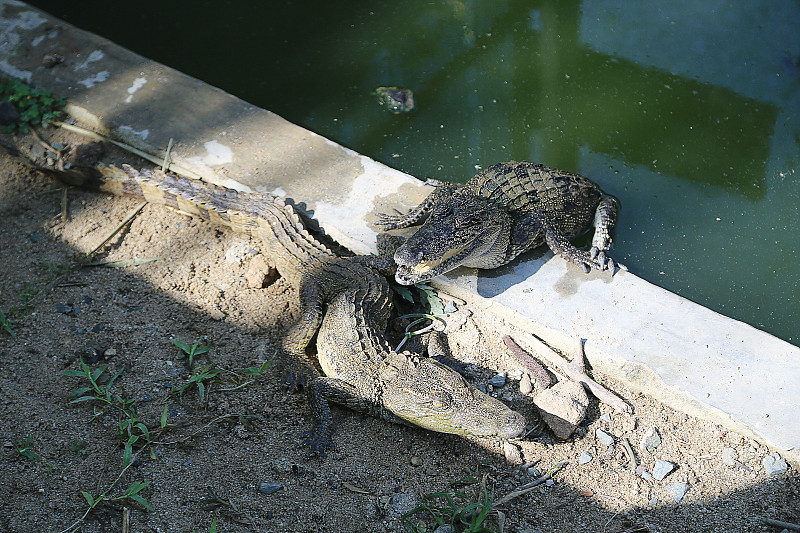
[
  {"xmin": 393, "ymin": 194, "xmax": 511, "ymax": 285},
  {"xmin": 383, "ymin": 357, "xmax": 526, "ymax": 440}
]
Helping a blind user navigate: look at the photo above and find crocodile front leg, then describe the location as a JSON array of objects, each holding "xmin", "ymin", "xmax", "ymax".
[
  {"xmin": 376, "ymin": 182, "xmax": 458, "ymax": 231},
  {"xmin": 589, "ymin": 196, "xmax": 626, "ymax": 271}
]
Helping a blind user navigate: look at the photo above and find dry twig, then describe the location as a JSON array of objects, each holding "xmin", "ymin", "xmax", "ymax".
[{"xmin": 516, "ymin": 333, "xmax": 632, "ymax": 414}]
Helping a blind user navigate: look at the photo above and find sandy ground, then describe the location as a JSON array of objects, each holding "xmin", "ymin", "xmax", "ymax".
[{"xmin": 0, "ymin": 135, "xmax": 798, "ymax": 533}]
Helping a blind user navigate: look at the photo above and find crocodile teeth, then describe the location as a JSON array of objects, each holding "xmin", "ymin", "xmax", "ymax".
[{"xmin": 409, "ymin": 246, "xmax": 466, "ymax": 274}]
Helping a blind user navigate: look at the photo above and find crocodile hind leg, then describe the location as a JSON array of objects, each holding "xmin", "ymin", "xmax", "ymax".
[
  {"xmin": 588, "ymin": 196, "xmax": 626, "ymax": 272},
  {"xmin": 544, "ymin": 226, "xmax": 610, "ymax": 273},
  {"xmin": 376, "ymin": 182, "xmax": 458, "ymax": 231},
  {"xmin": 281, "ymin": 281, "xmax": 324, "ymax": 392}
]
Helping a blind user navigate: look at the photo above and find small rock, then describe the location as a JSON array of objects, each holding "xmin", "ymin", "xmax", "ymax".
[
  {"xmin": 533, "ymin": 380, "xmax": 590, "ymax": 440},
  {"xmin": 258, "ymin": 482, "xmax": 282, "ymax": 495},
  {"xmin": 596, "ymin": 429, "xmax": 615, "ymax": 448},
  {"xmin": 488, "ymin": 372, "xmax": 507, "ymax": 388},
  {"xmin": 665, "ymin": 482, "xmax": 690, "ymax": 503},
  {"xmin": 433, "ymin": 526, "xmax": 454, "ymax": 533},
  {"xmin": 622, "ymin": 417, "xmax": 637, "ymax": 433},
  {"xmin": 640, "ymin": 426, "xmax": 662, "ymax": 453},
  {"xmin": 519, "ymin": 373, "xmax": 533, "ymax": 395},
  {"xmin": 652, "ymin": 459, "xmax": 676, "ymax": 481},
  {"xmin": 762, "ymin": 453, "xmax": 788, "ymax": 476},
  {"xmin": 225, "ymin": 242, "xmax": 259, "ymax": 263},
  {"xmin": 410, "ymin": 456, "xmax": 423, "ymax": 467},
  {"xmin": 391, "ymin": 492, "xmax": 420, "ymax": 516},
  {"xmin": 245, "ymin": 254, "xmax": 279, "ymax": 288},
  {"xmin": 599, "ymin": 413, "xmax": 612, "ymax": 423},
  {"xmin": 443, "ymin": 300, "xmax": 458, "ymax": 314},
  {"xmin": 578, "ymin": 451, "xmax": 593, "ymax": 465},
  {"xmin": 720, "ymin": 447, "xmax": 738, "ymax": 467},
  {"xmin": 527, "ymin": 465, "xmax": 542, "ymax": 477},
  {"xmin": 503, "ymin": 441, "xmax": 522, "ymax": 464},
  {"xmin": 641, "ymin": 471, "xmax": 653, "ymax": 481}
]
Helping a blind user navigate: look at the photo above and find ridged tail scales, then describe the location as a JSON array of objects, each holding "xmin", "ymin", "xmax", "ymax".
[{"xmin": 89, "ymin": 164, "xmax": 335, "ymax": 283}]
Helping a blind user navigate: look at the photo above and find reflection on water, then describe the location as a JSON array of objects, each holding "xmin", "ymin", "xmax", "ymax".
[{"xmin": 27, "ymin": 0, "xmax": 800, "ymax": 344}]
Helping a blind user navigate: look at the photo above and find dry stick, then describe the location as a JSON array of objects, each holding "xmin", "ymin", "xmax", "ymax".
[
  {"xmin": 621, "ymin": 437, "xmax": 638, "ymax": 472},
  {"xmin": 503, "ymin": 335, "xmax": 552, "ymax": 388},
  {"xmin": 493, "ymin": 460, "xmax": 567, "ymax": 508},
  {"xmin": 52, "ymin": 121, "xmax": 204, "ymax": 180},
  {"xmin": 764, "ymin": 518, "xmax": 800, "ymax": 531},
  {"xmin": 517, "ymin": 333, "xmax": 632, "ymax": 414}
]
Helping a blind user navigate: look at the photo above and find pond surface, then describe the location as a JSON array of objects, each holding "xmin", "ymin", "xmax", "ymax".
[{"xmin": 29, "ymin": 0, "xmax": 800, "ymax": 345}]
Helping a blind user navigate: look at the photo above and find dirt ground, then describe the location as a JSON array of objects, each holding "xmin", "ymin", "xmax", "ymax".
[{"xmin": 0, "ymin": 138, "xmax": 798, "ymax": 533}]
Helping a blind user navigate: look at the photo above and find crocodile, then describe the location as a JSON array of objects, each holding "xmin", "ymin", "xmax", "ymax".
[
  {"xmin": 57, "ymin": 164, "xmax": 526, "ymax": 454},
  {"xmin": 377, "ymin": 161, "xmax": 626, "ymax": 285}
]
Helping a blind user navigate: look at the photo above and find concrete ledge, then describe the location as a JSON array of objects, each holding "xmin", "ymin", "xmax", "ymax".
[{"xmin": 3, "ymin": 1, "xmax": 798, "ymax": 465}]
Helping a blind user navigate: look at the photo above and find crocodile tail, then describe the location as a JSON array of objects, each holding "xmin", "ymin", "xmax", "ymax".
[{"xmin": 88, "ymin": 164, "xmax": 334, "ymax": 282}]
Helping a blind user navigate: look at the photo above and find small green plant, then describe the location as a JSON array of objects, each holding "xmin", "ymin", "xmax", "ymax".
[
  {"xmin": 14, "ymin": 435, "xmax": 54, "ymax": 472},
  {"xmin": 0, "ymin": 310, "xmax": 15, "ymax": 337},
  {"xmin": 15, "ymin": 435, "xmax": 40, "ymax": 463},
  {"xmin": 402, "ymin": 480, "xmax": 497, "ymax": 533},
  {"xmin": 0, "ymin": 77, "xmax": 66, "ymax": 133},
  {"xmin": 81, "ymin": 480, "xmax": 153, "ymax": 513},
  {"xmin": 173, "ymin": 364, "xmax": 225, "ymax": 403},
  {"xmin": 171, "ymin": 337, "xmax": 213, "ymax": 369}
]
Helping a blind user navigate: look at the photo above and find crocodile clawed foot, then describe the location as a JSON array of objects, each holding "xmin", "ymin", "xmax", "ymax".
[
  {"xmin": 300, "ymin": 430, "xmax": 335, "ymax": 458},
  {"xmin": 588, "ymin": 246, "xmax": 627, "ymax": 274},
  {"xmin": 374, "ymin": 211, "xmax": 404, "ymax": 231},
  {"xmin": 280, "ymin": 368, "xmax": 308, "ymax": 394}
]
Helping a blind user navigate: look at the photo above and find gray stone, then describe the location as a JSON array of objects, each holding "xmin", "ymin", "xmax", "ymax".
[
  {"xmin": 532, "ymin": 380, "xmax": 590, "ymax": 440},
  {"xmin": 665, "ymin": 482, "xmax": 690, "ymax": 503},
  {"xmin": 762, "ymin": 453, "xmax": 788, "ymax": 476},
  {"xmin": 392, "ymin": 492, "xmax": 420, "ymax": 516},
  {"xmin": 599, "ymin": 413, "xmax": 612, "ymax": 423},
  {"xmin": 489, "ymin": 372, "xmax": 507, "ymax": 388},
  {"xmin": 640, "ymin": 426, "xmax": 662, "ymax": 453},
  {"xmin": 720, "ymin": 447, "xmax": 738, "ymax": 467},
  {"xmin": 652, "ymin": 459, "xmax": 676, "ymax": 481},
  {"xmin": 596, "ymin": 429, "xmax": 615, "ymax": 447},
  {"xmin": 258, "ymin": 482, "xmax": 283, "ymax": 495},
  {"xmin": 503, "ymin": 441, "xmax": 522, "ymax": 464},
  {"xmin": 433, "ymin": 526, "xmax": 454, "ymax": 533},
  {"xmin": 519, "ymin": 373, "xmax": 533, "ymax": 395},
  {"xmin": 578, "ymin": 451, "xmax": 593, "ymax": 465},
  {"xmin": 443, "ymin": 300, "xmax": 458, "ymax": 314}
]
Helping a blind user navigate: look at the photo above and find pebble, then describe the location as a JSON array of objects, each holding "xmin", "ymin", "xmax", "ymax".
[
  {"xmin": 720, "ymin": 447, "xmax": 738, "ymax": 467},
  {"xmin": 527, "ymin": 465, "xmax": 542, "ymax": 477},
  {"xmin": 258, "ymin": 482, "xmax": 282, "ymax": 495},
  {"xmin": 443, "ymin": 300, "xmax": 458, "ymax": 314},
  {"xmin": 652, "ymin": 459, "xmax": 676, "ymax": 481},
  {"xmin": 489, "ymin": 372, "xmax": 507, "ymax": 388},
  {"xmin": 596, "ymin": 429, "xmax": 615, "ymax": 447},
  {"xmin": 391, "ymin": 492, "xmax": 420, "ymax": 516},
  {"xmin": 434, "ymin": 526, "xmax": 454, "ymax": 533},
  {"xmin": 578, "ymin": 451, "xmax": 593, "ymax": 465},
  {"xmin": 503, "ymin": 441, "xmax": 522, "ymax": 464},
  {"xmin": 665, "ymin": 482, "xmax": 690, "ymax": 503},
  {"xmin": 519, "ymin": 373, "xmax": 533, "ymax": 395},
  {"xmin": 533, "ymin": 380, "xmax": 590, "ymax": 440},
  {"xmin": 762, "ymin": 453, "xmax": 788, "ymax": 476},
  {"xmin": 599, "ymin": 413, "xmax": 612, "ymax": 423},
  {"xmin": 410, "ymin": 456, "xmax": 423, "ymax": 467},
  {"xmin": 640, "ymin": 426, "xmax": 662, "ymax": 453}
]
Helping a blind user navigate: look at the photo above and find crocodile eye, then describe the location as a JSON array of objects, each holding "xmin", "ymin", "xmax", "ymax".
[{"xmin": 425, "ymin": 391, "xmax": 453, "ymax": 412}]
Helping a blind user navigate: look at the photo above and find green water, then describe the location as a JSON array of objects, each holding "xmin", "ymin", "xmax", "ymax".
[{"xmin": 29, "ymin": 1, "xmax": 800, "ymax": 344}]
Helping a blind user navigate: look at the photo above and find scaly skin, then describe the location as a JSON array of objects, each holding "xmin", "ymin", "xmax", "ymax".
[
  {"xmin": 60, "ymin": 164, "xmax": 526, "ymax": 454},
  {"xmin": 377, "ymin": 161, "xmax": 626, "ymax": 285}
]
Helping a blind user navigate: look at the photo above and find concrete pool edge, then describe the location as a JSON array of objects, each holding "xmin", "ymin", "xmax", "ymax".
[{"xmin": 3, "ymin": 1, "xmax": 798, "ymax": 466}]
